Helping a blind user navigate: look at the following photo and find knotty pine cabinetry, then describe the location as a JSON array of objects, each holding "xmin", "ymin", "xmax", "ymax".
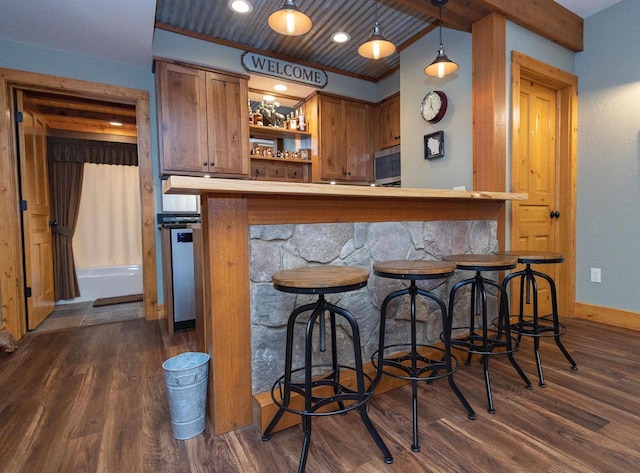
[
  {"xmin": 377, "ymin": 93, "xmax": 400, "ymax": 150},
  {"xmin": 305, "ymin": 92, "xmax": 373, "ymax": 183},
  {"xmin": 155, "ymin": 60, "xmax": 250, "ymax": 178}
]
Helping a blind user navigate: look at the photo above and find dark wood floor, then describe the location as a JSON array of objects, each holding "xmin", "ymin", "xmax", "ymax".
[{"xmin": 1, "ymin": 316, "xmax": 639, "ymax": 472}]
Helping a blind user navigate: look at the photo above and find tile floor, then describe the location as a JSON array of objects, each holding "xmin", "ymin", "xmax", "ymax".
[{"xmin": 32, "ymin": 300, "xmax": 144, "ymax": 333}]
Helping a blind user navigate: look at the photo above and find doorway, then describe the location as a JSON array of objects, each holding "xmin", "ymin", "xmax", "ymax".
[
  {"xmin": 510, "ymin": 52, "xmax": 579, "ymax": 317},
  {"xmin": 0, "ymin": 68, "xmax": 157, "ymax": 339}
]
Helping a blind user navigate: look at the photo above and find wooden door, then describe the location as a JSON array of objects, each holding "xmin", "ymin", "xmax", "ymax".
[
  {"xmin": 345, "ymin": 100, "xmax": 372, "ymax": 182},
  {"xmin": 318, "ymin": 95, "xmax": 346, "ymax": 181},
  {"xmin": 16, "ymin": 92, "xmax": 55, "ymax": 330},
  {"xmin": 156, "ymin": 61, "xmax": 209, "ymax": 175},
  {"xmin": 511, "ymin": 80, "xmax": 558, "ymax": 315},
  {"xmin": 205, "ymin": 71, "xmax": 249, "ymax": 176}
]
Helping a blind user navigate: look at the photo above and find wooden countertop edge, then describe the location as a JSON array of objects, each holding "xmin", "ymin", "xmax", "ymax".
[{"xmin": 163, "ymin": 176, "xmax": 528, "ymax": 201}]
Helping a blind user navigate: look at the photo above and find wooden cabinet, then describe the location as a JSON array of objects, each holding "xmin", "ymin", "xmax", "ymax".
[
  {"xmin": 377, "ymin": 93, "xmax": 400, "ymax": 149},
  {"xmin": 156, "ymin": 60, "xmax": 250, "ymax": 177},
  {"xmin": 306, "ymin": 92, "xmax": 373, "ymax": 183},
  {"xmin": 250, "ymin": 157, "xmax": 310, "ymax": 182}
]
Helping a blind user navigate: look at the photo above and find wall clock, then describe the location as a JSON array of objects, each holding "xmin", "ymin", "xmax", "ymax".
[{"xmin": 420, "ymin": 90, "xmax": 448, "ymax": 123}]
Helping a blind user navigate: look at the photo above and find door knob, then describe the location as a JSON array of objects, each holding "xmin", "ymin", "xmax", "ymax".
[{"xmin": 549, "ymin": 210, "xmax": 560, "ymax": 218}]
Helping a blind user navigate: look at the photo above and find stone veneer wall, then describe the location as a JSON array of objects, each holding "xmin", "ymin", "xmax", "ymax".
[{"xmin": 249, "ymin": 220, "xmax": 498, "ymax": 394}]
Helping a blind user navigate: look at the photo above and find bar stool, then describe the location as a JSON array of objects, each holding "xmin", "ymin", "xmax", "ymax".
[
  {"xmin": 372, "ymin": 260, "xmax": 476, "ymax": 453},
  {"xmin": 443, "ymin": 254, "xmax": 533, "ymax": 414},
  {"xmin": 497, "ymin": 250, "xmax": 578, "ymax": 387},
  {"xmin": 262, "ymin": 266, "xmax": 393, "ymax": 472}
]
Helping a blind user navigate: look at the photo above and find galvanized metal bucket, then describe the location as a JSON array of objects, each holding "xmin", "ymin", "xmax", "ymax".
[{"xmin": 162, "ymin": 352, "xmax": 210, "ymax": 440}]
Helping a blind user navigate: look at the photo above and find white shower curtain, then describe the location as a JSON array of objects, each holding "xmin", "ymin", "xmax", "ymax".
[{"xmin": 72, "ymin": 163, "xmax": 142, "ymax": 269}]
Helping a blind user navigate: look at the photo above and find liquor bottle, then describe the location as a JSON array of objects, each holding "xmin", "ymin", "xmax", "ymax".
[
  {"xmin": 289, "ymin": 112, "xmax": 297, "ymax": 131},
  {"xmin": 298, "ymin": 107, "xmax": 306, "ymax": 132},
  {"xmin": 248, "ymin": 100, "xmax": 253, "ymax": 125}
]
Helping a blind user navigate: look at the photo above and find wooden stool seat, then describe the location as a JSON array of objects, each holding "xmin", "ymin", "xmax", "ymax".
[
  {"xmin": 373, "ymin": 260, "xmax": 456, "ymax": 279},
  {"xmin": 443, "ymin": 253, "xmax": 518, "ymax": 271},
  {"xmin": 495, "ymin": 250, "xmax": 564, "ymax": 265},
  {"xmin": 272, "ymin": 266, "xmax": 369, "ymax": 293}
]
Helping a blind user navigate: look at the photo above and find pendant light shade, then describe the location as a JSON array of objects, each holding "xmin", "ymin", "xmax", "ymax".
[
  {"xmin": 358, "ymin": 1, "xmax": 396, "ymax": 60},
  {"xmin": 424, "ymin": 0, "xmax": 458, "ymax": 78},
  {"xmin": 424, "ymin": 46, "xmax": 459, "ymax": 78},
  {"xmin": 268, "ymin": 0, "xmax": 312, "ymax": 36},
  {"xmin": 358, "ymin": 21, "xmax": 396, "ymax": 59}
]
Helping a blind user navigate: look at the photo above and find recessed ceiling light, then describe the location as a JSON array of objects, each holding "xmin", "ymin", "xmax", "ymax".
[
  {"xmin": 332, "ymin": 32, "xmax": 350, "ymax": 43},
  {"xmin": 263, "ymin": 95, "xmax": 276, "ymax": 102},
  {"xmin": 229, "ymin": 0, "xmax": 252, "ymax": 14},
  {"xmin": 109, "ymin": 121, "xmax": 123, "ymax": 127},
  {"xmin": 274, "ymin": 84, "xmax": 288, "ymax": 92}
]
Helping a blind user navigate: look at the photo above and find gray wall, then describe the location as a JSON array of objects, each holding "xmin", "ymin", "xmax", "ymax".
[
  {"xmin": 575, "ymin": 0, "xmax": 640, "ymax": 312},
  {"xmin": 400, "ymin": 28, "xmax": 473, "ymax": 190}
]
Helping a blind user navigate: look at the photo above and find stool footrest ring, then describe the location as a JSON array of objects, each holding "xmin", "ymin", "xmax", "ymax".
[
  {"xmin": 449, "ymin": 328, "xmax": 520, "ymax": 356},
  {"xmin": 371, "ymin": 344, "xmax": 460, "ymax": 381},
  {"xmin": 510, "ymin": 318, "xmax": 568, "ymax": 338},
  {"xmin": 270, "ymin": 364, "xmax": 373, "ymax": 417}
]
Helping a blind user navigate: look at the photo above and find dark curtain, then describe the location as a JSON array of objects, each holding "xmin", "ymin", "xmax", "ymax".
[
  {"xmin": 47, "ymin": 137, "xmax": 138, "ymax": 165},
  {"xmin": 48, "ymin": 161, "xmax": 84, "ymax": 301},
  {"xmin": 46, "ymin": 136, "xmax": 138, "ymax": 301}
]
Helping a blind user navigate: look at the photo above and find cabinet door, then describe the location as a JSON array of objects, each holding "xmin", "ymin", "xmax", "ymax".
[
  {"xmin": 157, "ymin": 62, "xmax": 209, "ymax": 174},
  {"xmin": 378, "ymin": 94, "xmax": 400, "ymax": 149},
  {"xmin": 318, "ymin": 95, "xmax": 347, "ymax": 180},
  {"xmin": 206, "ymin": 72, "xmax": 250, "ymax": 176},
  {"xmin": 345, "ymin": 100, "xmax": 372, "ymax": 182}
]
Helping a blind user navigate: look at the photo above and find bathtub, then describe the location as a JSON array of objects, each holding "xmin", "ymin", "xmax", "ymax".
[{"xmin": 57, "ymin": 265, "xmax": 143, "ymax": 304}]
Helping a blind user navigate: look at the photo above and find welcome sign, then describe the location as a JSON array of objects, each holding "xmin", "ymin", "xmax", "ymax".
[{"xmin": 241, "ymin": 52, "xmax": 328, "ymax": 88}]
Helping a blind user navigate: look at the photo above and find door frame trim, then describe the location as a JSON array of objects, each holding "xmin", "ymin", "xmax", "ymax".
[
  {"xmin": 0, "ymin": 68, "xmax": 158, "ymax": 338},
  {"xmin": 510, "ymin": 51, "xmax": 578, "ymax": 317}
]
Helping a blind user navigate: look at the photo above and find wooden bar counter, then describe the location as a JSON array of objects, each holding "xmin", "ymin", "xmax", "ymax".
[{"xmin": 163, "ymin": 177, "xmax": 527, "ymax": 435}]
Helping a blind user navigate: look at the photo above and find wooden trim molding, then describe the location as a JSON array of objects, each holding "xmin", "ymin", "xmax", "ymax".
[
  {"xmin": 574, "ymin": 303, "xmax": 640, "ymax": 332},
  {"xmin": 510, "ymin": 51, "xmax": 578, "ymax": 318},
  {"xmin": 0, "ymin": 67, "xmax": 157, "ymax": 338}
]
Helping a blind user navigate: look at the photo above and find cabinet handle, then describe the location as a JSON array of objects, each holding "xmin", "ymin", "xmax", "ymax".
[
  {"xmin": 203, "ymin": 161, "xmax": 208, "ymax": 167},
  {"xmin": 394, "ymin": 135, "xmax": 401, "ymax": 140},
  {"xmin": 209, "ymin": 161, "xmax": 215, "ymax": 167},
  {"xmin": 255, "ymin": 169, "xmax": 260, "ymax": 178},
  {"xmin": 549, "ymin": 210, "xmax": 560, "ymax": 219}
]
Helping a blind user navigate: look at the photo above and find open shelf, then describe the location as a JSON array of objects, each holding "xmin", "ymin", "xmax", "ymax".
[{"xmin": 249, "ymin": 125, "xmax": 310, "ymax": 140}]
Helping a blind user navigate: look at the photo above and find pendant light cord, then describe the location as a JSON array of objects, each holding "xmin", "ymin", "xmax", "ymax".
[{"xmin": 438, "ymin": 3, "xmax": 443, "ymax": 48}]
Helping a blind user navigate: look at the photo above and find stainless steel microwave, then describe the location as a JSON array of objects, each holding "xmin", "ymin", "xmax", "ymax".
[{"xmin": 374, "ymin": 145, "xmax": 401, "ymax": 185}]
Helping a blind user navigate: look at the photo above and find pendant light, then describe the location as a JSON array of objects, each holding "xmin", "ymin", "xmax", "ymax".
[
  {"xmin": 358, "ymin": 0, "xmax": 396, "ymax": 60},
  {"xmin": 424, "ymin": 0, "xmax": 458, "ymax": 78},
  {"xmin": 268, "ymin": 0, "xmax": 312, "ymax": 36}
]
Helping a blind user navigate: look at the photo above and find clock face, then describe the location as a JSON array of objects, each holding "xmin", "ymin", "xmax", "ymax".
[{"xmin": 420, "ymin": 91, "xmax": 447, "ymax": 123}]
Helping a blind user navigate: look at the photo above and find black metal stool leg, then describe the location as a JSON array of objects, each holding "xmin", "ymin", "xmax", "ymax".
[
  {"xmin": 330, "ymin": 303, "xmax": 394, "ymax": 464},
  {"xmin": 434, "ymin": 288, "xmax": 476, "ymax": 420},
  {"xmin": 477, "ymin": 277, "xmax": 496, "ymax": 414},
  {"xmin": 298, "ymin": 415, "xmax": 312, "ymax": 473},
  {"xmin": 489, "ymin": 278, "xmax": 532, "ymax": 389},
  {"xmin": 532, "ymin": 269, "xmax": 578, "ymax": 371},
  {"xmin": 263, "ymin": 301, "xmax": 319, "ymax": 441}
]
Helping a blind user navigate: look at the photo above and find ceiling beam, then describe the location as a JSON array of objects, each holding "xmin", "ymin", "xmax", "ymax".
[
  {"xmin": 394, "ymin": 0, "xmax": 583, "ymax": 52},
  {"xmin": 475, "ymin": 0, "xmax": 583, "ymax": 51}
]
